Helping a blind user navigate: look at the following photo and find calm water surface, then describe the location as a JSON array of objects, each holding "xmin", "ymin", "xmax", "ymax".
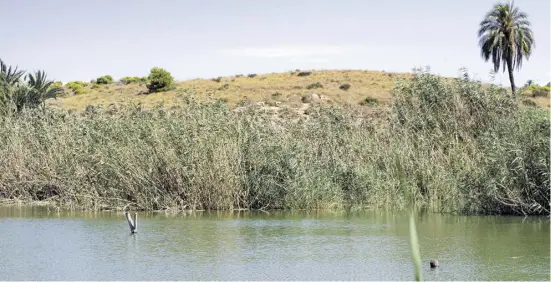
[{"xmin": 0, "ymin": 206, "xmax": 548, "ymax": 281}]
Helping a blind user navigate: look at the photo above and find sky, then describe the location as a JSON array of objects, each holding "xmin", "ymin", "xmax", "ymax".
[{"xmin": 0, "ymin": 0, "xmax": 549, "ymax": 86}]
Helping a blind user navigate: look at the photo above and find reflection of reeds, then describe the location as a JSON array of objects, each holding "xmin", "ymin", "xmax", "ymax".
[{"xmin": 409, "ymin": 212, "xmax": 423, "ymax": 281}]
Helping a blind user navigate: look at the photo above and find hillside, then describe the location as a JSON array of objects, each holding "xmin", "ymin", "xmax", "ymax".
[{"xmin": 47, "ymin": 69, "xmax": 549, "ymax": 111}]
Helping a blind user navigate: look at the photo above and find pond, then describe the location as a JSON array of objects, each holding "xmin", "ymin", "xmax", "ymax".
[{"xmin": 0, "ymin": 206, "xmax": 548, "ymax": 280}]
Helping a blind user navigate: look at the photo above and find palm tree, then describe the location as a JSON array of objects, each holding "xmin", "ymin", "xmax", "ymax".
[
  {"xmin": 0, "ymin": 59, "xmax": 25, "ymax": 86},
  {"xmin": 478, "ymin": 1, "xmax": 534, "ymax": 100},
  {"xmin": 11, "ymin": 70, "xmax": 64, "ymax": 112},
  {"xmin": 0, "ymin": 59, "xmax": 63, "ymax": 113},
  {"xmin": 0, "ymin": 59, "xmax": 25, "ymax": 113}
]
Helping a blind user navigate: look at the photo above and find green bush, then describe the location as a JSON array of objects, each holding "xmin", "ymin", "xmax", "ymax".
[
  {"xmin": 95, "ymin": 75, "xmax": 113, "ymax": 85},
  {"xmin": 146, "ymin": 67, "xmax": 174, "ymax": 93},
  {"xmin": 65, "ymin": 81, "xmax": 89, "ymax": 95},
  {"xmin": 51, "ymin": 81, "xmax": 63, "ymax": 88},
  {"xmin": 120, "ymin": 76, "xmax": 143, "ymax": 85},
  {"xmin": 306, "ymin": 82, "xmax": 323, "ymax": 89},
  {"xmin": 523, "ymin": 84, "xmax": 550, "ymax": 98},
  {"xmin": 297, "ymin": 71, "xmax": 312, "ymax": 77},
  {"xmin": 339, "ymin": 83, "xmax": 351, "ymax": 90},
  {"xmin": 48, "ymin": 81, "xmax": 65, "ymax": 96}
]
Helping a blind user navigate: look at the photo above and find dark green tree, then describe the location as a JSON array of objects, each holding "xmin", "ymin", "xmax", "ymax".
[{"xmin": 146, "ymin": 67, "xmax": 174, "ymax": 93}]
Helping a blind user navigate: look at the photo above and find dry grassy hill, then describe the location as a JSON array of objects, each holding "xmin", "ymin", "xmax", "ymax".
[{"xmin": 47, "ymin": 69, "xmax": 549, "ymax": 111}]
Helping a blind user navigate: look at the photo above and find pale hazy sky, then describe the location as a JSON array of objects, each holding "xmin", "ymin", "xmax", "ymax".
[{"xmin": 0, "ymin": 0, "xmax": 549, "ymax": 85}]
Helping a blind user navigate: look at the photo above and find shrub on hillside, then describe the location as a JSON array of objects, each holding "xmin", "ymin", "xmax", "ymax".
[
  {"xmin": 65, "ymin": 81, "xmax": 89, "ymax": 95},
  {"xmin": 95, "ymin": 75, "xmax": 113, "ymax": 84},
  {"xmin": 212, "ymin": 77, "xmax": 223, "ymax": 83},
  {"xmin": 146, "ymin": 67, "xmax": 174, "ymax": 93},
  {"xmin": 306, "ymin": 82, "xmax": 323, "ymax": 89},
  {"xmin": 522, "ymin": 84, "xmax": 550, "ymax": 98},
  {"xmin": 120, "ymin": 76, "xmax": 142, "ymax": 85},
  {"xmin": 247, "ymin": 73, "xmax": 257, "ymax": 78},
  {"xmin": 297, "ymin": 71, "xmax": 312, "ymax": 77},
  {"xmin": 339, "ymin": 83, "xmax": 351, "ymax": 90}
]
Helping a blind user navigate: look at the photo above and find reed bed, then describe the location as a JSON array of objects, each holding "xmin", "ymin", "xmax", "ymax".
[{"xmin": 0, "ymin": 70, "xmax": 548, "ymax": 215}]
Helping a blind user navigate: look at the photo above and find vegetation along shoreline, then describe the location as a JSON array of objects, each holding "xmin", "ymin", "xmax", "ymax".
[{"xmin": 1, "ymin": 60, "xmax": 548, "ymax": 215}]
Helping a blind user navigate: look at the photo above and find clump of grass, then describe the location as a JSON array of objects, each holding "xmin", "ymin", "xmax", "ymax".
[
  {"xmin": 236, "ymin": 97, "xmax": 252, "ymax": 107},
  {"xmin": 271, "ymin": 92, "xmax": 282, "ymax": 98},
  {"xmin": 339, "ymin": 83, "xmax": 351, "ymax": 91},
  {"xmin": 217, "ymin": 83, "xmax": 229, "ymax": 91},
  {"xmin": 360, "ymin": 96, "xmax": 379, "ymax": 106},
  {"xmin": 522, "ymin": 99, "xmax": 537, "ymax": 107},
  {"xmin": 306, "ymin": 82, "xmax": 323, "ymax": 89}
]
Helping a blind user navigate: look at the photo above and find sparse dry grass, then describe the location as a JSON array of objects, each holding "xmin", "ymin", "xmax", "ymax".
[
  {"xmin": 48, "ymin": 70, "xmax": 416, "ymax": 110},
  {"xmin": 47, "ymin": 69, "xmax": 548, "ymax": 112},
  {"xmin": 525, "ymin": 96, "xmax": 550, "ymax": 108}
]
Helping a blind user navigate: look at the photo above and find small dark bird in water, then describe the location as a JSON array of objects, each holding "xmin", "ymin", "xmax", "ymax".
[{"xmin": 430, "ymin": 260, "xmax": 439, "ymax": 268}]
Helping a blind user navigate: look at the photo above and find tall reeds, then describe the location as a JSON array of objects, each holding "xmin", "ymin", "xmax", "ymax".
[{"xmin": 0, "ymin": 70, "xmax": 548, "ymax": 215}]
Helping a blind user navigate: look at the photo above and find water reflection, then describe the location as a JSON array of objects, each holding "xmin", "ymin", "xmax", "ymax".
[{"xmin": 0, "ymin": 206, "xmax": 548, "ymax": 280}]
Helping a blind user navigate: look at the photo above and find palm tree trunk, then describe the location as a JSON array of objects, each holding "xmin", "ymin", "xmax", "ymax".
[{"xmin": 506, "ymin": 56, "xmax": 517, "ymax": 100}]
